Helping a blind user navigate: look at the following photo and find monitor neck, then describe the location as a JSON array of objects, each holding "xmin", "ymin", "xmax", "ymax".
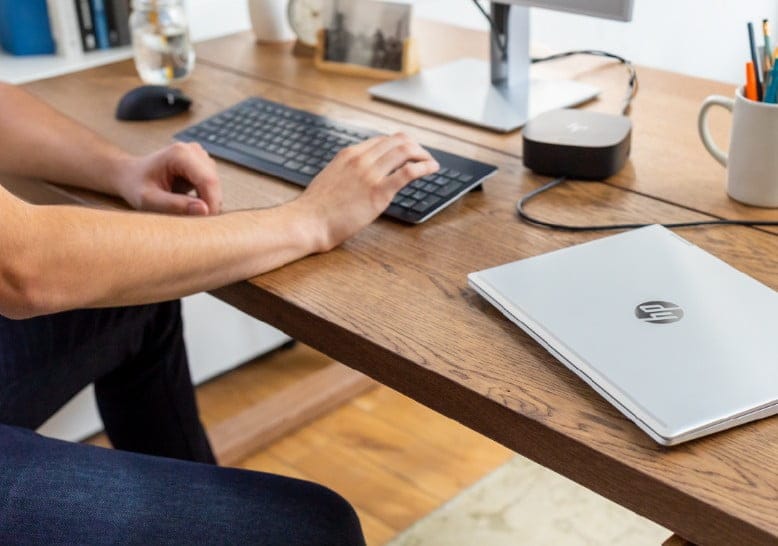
[{"xmin": 489, "ymin": 3, "xmax": 530, "ymax": 87}]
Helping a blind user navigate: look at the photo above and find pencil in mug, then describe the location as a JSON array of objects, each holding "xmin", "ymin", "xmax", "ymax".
[
  {"xmin": 764, "ymin": 59, "xmax": 778, "ymax": 103},
  {"xmin": 748, "ymin": 22, "xmax": 764, "ymax": 100},
  {"xmin": 746, "ymin": 61, "xmax": 758, "ymax": 101}
]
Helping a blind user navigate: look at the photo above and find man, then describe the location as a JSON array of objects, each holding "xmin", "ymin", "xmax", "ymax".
[{"xmin": 0, "ymin": 82, "xmax": 439, "ymax": 544}]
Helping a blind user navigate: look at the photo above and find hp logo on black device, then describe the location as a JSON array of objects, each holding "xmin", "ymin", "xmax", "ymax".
[{"xmin": 635, "ymin": 301, "xmax": 684, "ymax": 324}]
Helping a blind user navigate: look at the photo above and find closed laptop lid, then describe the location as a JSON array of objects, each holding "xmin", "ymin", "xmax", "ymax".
[{"xmin": 468, "ymin": 225, "xmax": 778, "ymax": 444}]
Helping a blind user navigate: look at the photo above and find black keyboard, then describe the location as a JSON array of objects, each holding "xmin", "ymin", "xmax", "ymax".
[{"xmin": 175, "ymin": 97, "xmax": 497, "ymax": 224}]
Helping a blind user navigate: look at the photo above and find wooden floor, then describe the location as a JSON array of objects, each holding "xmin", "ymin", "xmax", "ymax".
[{"xmin": 88, "ymin": 343, "xmax": 513, "ymax": 545}]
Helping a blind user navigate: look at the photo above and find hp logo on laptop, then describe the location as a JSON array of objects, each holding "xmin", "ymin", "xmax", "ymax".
[{"xmin": 635, "ymin": 301, "xmax": 684, "ymax": 324}]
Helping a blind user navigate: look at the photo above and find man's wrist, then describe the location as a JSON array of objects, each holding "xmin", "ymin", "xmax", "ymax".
[
  {"xmin": 104, "ymin": 153, "xmax": 141, "ymax": 205},
  {"xmin": 281, "ymin": 199, "xmax": 331, "ymax": 255}
]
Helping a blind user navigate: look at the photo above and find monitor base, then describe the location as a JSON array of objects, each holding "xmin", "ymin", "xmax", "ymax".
[{"xmin": 369, "ymin": 58, "xmax": 600, "ymax": 133}]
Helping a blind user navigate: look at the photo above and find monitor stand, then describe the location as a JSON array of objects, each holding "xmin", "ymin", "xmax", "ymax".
[{"xmin": 369, "ymin": 4, "xmax": 599, "ymax": 133}]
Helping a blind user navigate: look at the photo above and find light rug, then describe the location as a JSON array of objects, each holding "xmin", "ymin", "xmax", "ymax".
[{"xmin": 387, "ymin": 455, "xmax": 670, "ymax": 546}]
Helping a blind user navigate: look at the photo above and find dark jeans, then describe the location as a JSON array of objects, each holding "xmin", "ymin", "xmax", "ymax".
[{"xmin": 0, "ymin": 302, "xmax": 365, "ymax": 545}]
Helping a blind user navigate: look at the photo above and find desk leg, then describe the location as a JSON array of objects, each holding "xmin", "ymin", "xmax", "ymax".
[{"xmin": 208, "ymin": 362, "xmax": 376, "ymax": 466}]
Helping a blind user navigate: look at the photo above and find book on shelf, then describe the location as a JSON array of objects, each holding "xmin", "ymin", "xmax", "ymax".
[
  {"xmin": 89, "ymin": 0, "xmax": 111, "ymax": 50},
  {"xmin": 49, "ymin": 0, "xmax": 131, "ymax": 57},
  {"xmin": 74, "ymin": 0, "xmax": 97, "ymax": 51},
  {"xmin": 0, "ymin": 0, "xmax": 56, "ymax": 56},
  {"xmin": 107, "ymin": 0, "xmax": 132, "ymax": 47},
  {"xmin": 46, "ymin": 0, "xmax": 83, "ymax": 58}
]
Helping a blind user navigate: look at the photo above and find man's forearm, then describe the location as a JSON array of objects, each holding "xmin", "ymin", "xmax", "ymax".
[
  {"xmin": 1, "ymin": 195, "xmax": 322, "ymax": 319},
  {"xmin": 0, "ymin": 116, "xmax": 439, "ymax": 319},
  {"xmin": 0, "ymin": 83, "xmax": 130, "ymax": 196}
]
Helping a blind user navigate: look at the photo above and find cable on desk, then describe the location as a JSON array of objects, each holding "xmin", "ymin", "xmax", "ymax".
[
  {"xmin": 531, "ymin": 50, "xmax": 638, "ymax": 115},
  {"xmin": 516, "ymin": 177, "xmax": 778, "ymax": 231},
  {"xmin": 470, "ymin": 0, "xmax": 508, "ymax": 60}
]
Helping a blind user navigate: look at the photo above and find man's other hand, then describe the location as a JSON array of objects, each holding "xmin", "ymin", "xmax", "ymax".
[{"xmin": 116, "ymin": 142, "xmax": 222, "ymax": 216}]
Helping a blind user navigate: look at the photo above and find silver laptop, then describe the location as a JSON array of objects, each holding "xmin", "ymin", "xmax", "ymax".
[{"xmin": 468, "ymin": 225, "xmax": 778, "ymax": 445}]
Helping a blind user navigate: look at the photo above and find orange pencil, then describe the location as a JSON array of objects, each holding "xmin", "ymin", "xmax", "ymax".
[{"xmin": 746, "ymin": 61, "xmax": 758, "ymax": 100}]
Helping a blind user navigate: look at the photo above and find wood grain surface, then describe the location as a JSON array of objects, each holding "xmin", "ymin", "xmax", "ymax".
[
  {"xmin": 194, "ymin": 20, "xmax": 778, "ymax": 229},
  {"xmin": 209, "ymin": 361, "xmax": 375, "ymax": 465},
  {"xmin": 14, "ymin": 46, "xmax": 778, "ymax": 546}
]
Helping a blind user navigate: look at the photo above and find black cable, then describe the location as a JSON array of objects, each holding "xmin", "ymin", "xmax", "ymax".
[
  {"xmin": 531, "ymin": 50, "xmax": 638, "ymax": 115},
  {"xmin": 517, "ymin": 177, "xmax": 778, "ymax": 232},
  {"xmin": 470, "ymin": 0, "xmax": 508, "ymax": 60},
  {"xmin": 467, "ymin": 6, "xmax": 771, "ymax": 231},
  {"xmin": 468, "ymin": 1, "xmax": 638, "ymax": 114}
]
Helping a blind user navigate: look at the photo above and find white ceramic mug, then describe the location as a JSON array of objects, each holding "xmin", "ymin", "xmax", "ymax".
[
  {"xmin": 248, "ymin": 0, "xmax": 295, "ymax": 43},
  {"xmin": 698, "ymin": 87, "xmax": 778, "ymax": 207}
]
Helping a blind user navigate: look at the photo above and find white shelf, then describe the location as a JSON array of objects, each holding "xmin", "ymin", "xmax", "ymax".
[{"xmin": 0, "ymin": 46, "xmax": 133, "ymax": 85}]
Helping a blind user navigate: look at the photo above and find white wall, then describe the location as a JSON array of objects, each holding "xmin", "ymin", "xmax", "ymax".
[
  {"xmin": 412, "ymin": 0, "xmax": 778, "ymax": 83},
  {"xmin": 187, "ymin": 0, "xmax": 778, "ymax": 84},
  {"xmin": 185, "ymin": 0, "xmax": 252, "ymax": 41}
]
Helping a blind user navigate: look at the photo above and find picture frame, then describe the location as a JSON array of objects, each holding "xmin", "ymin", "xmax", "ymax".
[{"xmin": 314, "ymin": 0, "xmax": 419, "ymax": 79}]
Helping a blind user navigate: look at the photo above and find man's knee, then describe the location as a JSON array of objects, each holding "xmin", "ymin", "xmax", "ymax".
[
  {"xmin": 231, "ymin": 474, "xmax": 366, "ymax": 546},
  {"xmin": 297, "ymin": 481, "xmax": 365, "ymax": 546}
]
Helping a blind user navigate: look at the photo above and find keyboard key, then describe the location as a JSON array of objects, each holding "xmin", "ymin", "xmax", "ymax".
[
  {"xmin": 399, "ymin": 186, "xmax": 415, "ymax": 197},
  {"xmin": 423, "ymin": 183, "xmax": 438, "ymax": 193},
  {"xmin": 284, "ymin": 160, "xmax": 303, "ymax": 170},
  {"xmin": 458, "ymin": 173, "xmax": 474, "ymax": 183},
  {"xmin": 225, "ymin": 141, "xmax": 285, "ymax": 164},
  {"xmin": 411, "ymin": 196, "xmax": 443, "ymax": 213},
  {"xmin": 412, "ymin": 190, "xmax": 427, "ymax": 200},
  {"xmin": 300, "ymin": 165, "xmax": 320, "ymax": 176},
  {"xmin": 436, "ymin": 180, "xmax": 464, "ymax": 197},
  {"xmin": 399, "ymin": 198, "xmax": 417, "ymax": 208}
]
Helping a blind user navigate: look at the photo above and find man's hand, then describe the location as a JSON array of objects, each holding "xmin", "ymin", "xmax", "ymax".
[
  {"xmin": 114, "ymin": 142, "xmax": 223, "ymax": 216},
  {"xmin": 291, "ymin": 133, "xmax": 440, "ymax": 252}
]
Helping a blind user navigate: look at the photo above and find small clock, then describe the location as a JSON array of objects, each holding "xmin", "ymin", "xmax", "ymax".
[{"xmin": 287, "ymin": 0, "xmax": 325, "ymax": 54}]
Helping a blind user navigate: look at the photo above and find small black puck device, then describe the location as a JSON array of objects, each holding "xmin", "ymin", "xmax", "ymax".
[{"xmin": 522, "ymin": 109, "xmax": 631, "ymax": 179}]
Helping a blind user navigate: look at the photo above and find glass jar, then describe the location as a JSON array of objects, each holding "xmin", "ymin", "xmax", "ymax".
[{"xmin": 129, "ymin": 0, "xmax": 196, "ymax": 85}]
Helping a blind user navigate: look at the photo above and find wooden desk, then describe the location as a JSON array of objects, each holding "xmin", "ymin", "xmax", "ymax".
[
  {"xmin": 14, "ymin": 22, "xmax": 778, "ymax": 546},
  {"xmin": 196, "ymin": 20, "xmax": 778, "ymax": 230}
]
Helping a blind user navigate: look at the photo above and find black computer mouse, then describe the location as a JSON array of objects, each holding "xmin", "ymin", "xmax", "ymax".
[{"xmin": 116, "ymin": 85, "xmax": 192, "ymax": 121}]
